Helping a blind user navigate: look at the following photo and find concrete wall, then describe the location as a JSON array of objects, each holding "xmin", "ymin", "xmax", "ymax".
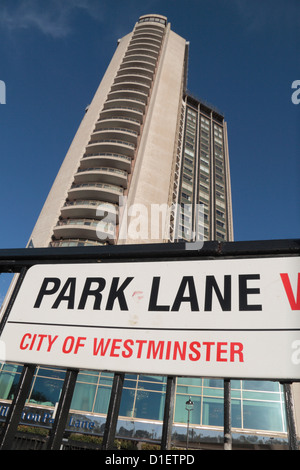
[{"xmin": 119, "ymin": 27, "xmax": 187, "ymax": 244}]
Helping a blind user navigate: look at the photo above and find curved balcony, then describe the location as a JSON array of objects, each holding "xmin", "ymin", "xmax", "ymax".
[
  {"xmin": 110, "ymin": 80, "xmax": 150, "ymax": 96},
  {"xmin": 80, "ymin": 154, "xmax": 132, "ymax": 173},
  {"xmin": 53, "ymin": 218, "xmax": 116, "ymax": 244},
  {"xmin": 116, "ymin": 66, "xmax": 154, "ymax": 80},
  {"xmin": 51, "ymin": 238, "xmax": 106, "ymax": 247},
  {"xmin": 107, "ymin": 89, "xmax": 148, "ymax": 105},
  {"xmin": 104, "ymin": 97, "xmax": 146, "ymax": 112},
  {"xmin": 90, "ymin": 127, "xmax": 138, "ymax": 145},
  {"xmin": 129, "ymin": 39, "xmax": 160, "ymax": 53},
  {"xmin": 85, "ymin": 139, "xmax": 135, "ymax": 158},
  {"xmin": 74, "ymin": 167, "xmax": 128, "ymax": 188},
  {"xmin": 131, "ymin": 32, "xmax": 162, "ymax": 45},
  {"xmin": 123, "ymin": 54, "xmax": 157, "ymax": 66},
  {"xmin": 68, "ymin": 182, "xmax": 123, "ymax": 204},
  {"xmin": 119, "ymin": 60, "xmax": 155, "ymax": 74},
  {"xmin": 113, "ymin": 73, "xmax": 152, "ymax": 89},
  {"xmin": 61, "ymin": 200, "xmax": 119, "ymax": 222},
  {"xmin": 99, "ymin": 105, "xmax": 144, "ymax": 123},
  {"xmin": 125, "ymin": 46, "xmax": 158, "ymax": 59},
  {"xmin": 134, "ymin": 26, "xmax": 164, "ymax": 37},
  {"xmin": 95, "ymin": 116, "xmax": 140, "ymax": 134}
]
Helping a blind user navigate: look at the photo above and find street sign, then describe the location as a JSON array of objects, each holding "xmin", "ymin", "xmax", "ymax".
[{"xmin": 0, "ymin": 256, "xmax": 299, "ymax": 380}]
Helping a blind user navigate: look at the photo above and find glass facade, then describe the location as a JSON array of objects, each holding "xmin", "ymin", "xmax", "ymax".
[
  {"xmin": 176, "ymin": 96, "xmax": 231, "ymax": 243},
  {"xmin": 0, "ymin": 363, "xmax": 287, "ymax": 441}
]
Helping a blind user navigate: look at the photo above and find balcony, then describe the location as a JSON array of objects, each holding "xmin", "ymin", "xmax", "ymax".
[
  {"xmin": 85, "ymin": 139, "xmax": 135, "ymax": 158},
  {"xmin": 131, "ymin": 32, "xmax": 162, "ymax": 46},
  {"xmin": 51, "ymin": 238, "xmax": 106, "ymax": 247},
  {"xmin": 110, "ymin": 80, "xmax": 150, "ymax": 95},
  {"xmin": 80, "ymin": 154, "xmax": 132, "ymax": 173},
  {"xmin": 74, "ymin": 166, "xmax": 128, "ymax": 188},
  {"xmin": 99, "ymin": 105, "xmax": 144, "ymax": 123},
  {"xmin": 125, "ymin": 46, "xmax": 158, "ymax": 59},
  {"xmin": 129, "ymin": 39, "xmax": 160, "ymax": 53},
  {"xmin": 107, "ymin": 89, "xmax": 148, "ymax": 105},
  {"xmin": 61, "ymin": 200, "xmax": 119, "ymax": 223},
  {"xmin": 68, "ymin": 182, "xmax": 123, "ymax": 204},
  {"xmin": 90, "ymin": 127, "xmax": 138, "ymax": 145},
  {"xmin": 104, "ymin": 97, "xmax": 146, "ymax": 113},
  {"xmin": 123, "ymin": 54, "xmax": 157, "ymax": 67},
  {"xmin": 119, "ymin": 60, "xmax": 155, "ymax": 74},
  {"xmin": 116, "ymin": 66, "xmax": 154, "ymax": 80},
  {"xmin": 95, "ymin": 116, "xmax": 140, "ymax": 134},
  {"xmin": 53, "ymin": 218, "xmax": 116, "ymax": 244}
]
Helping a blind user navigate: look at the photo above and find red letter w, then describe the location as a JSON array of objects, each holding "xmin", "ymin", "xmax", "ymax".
[{"xmin": 280, "ymin": 273, "xmax": 300, "ymax": 310}]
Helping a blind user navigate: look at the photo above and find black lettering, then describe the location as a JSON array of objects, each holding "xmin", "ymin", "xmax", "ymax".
[
  {"xmin": 78, "ymin": 277, "xmax": 106, "ymax": 310},
  {"xmin": 106, "ymin": 277, "xmax": 134, "ymax": 310},
  {"xmin": 148, "ymin": 277, "xmax": 170, "ymax": 311},
  {"xmin": 171, "ymin": 276, "xmax": 199, "ymax": 311},
  {"xmin": 239, "ymin": 274, "xmax": 262, "ymax": 311},
  {"xmin": 33, "ymin": 278, "xmax": 61, "ymax": 308},
  {"xmin": 52, "ymin": 278, "xmax": 76, "ymax": 309},
  {"xmin": 204, "ymin": 275, "xmax": 231, "ymax": 311}
]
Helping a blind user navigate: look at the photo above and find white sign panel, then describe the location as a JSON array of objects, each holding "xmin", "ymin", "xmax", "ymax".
[{"xmin": 1, "ymin": 256, "xmax": 300, "ymax": 380}]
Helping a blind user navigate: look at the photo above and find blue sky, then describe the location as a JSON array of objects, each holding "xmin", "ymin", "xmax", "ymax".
[{"xmin": 0, "ymin": 0, "xmax": 299, "ymax": 253}]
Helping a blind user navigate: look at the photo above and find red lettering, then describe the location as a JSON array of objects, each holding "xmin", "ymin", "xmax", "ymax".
[
  {"xmin": 230, "ymin": 342, "xmax": 244, "ymax": 362},
  {"xmin": 203, "ymin": 341, "xmax": 215, "ymax": 361},
  {"xmin": 110, "ymin": 338, "xmax": 122, "ymax": 357},
  {"xmin": 280, "ymin": 273, "xmax": 300, "ymax": 310},
  {"xmin": 173, "ymin": 341, "xmax": 187, "ymax": 360},
  {"xmin": 136, "ymin": 340, "xmax": 147, "ymax": 358},
  {"xmin": 165, "ymin": 341, "xmax": 172, "ymax": 360},
  {"xmin": 62, "ymin": 336, "xmax": 75, "ymax": 353},
  {"xmin": 29, "ymin": 334, "xmax": 37, "ymax": 350},
  {"xmin": 146, "ymin": 340, "xmax": 164, "ymax": 359},
  {"xmin": 122, "ymin": 339, "xmax": 134, "ymax": 358},
  {"xmin": 188, "ymin": 341, "xmax": 201, "ymax": 361},
  {"xmin": 217, "ymin": 342, "xmax": 227, "ymax": 362},
  {"xmin": 74, "ymin": 337, "xmax": 86, "ymax": 354},
  {"xmin": 20, "ymin": 333, "xmax": 31, "ymax": 350},
  {"xmin": 36, "ymin": 334, "xmax": 47, "ymax": 351},
  {"xmin": 93, "ymin": 338, "xmax": 111, "ymax": 356}
]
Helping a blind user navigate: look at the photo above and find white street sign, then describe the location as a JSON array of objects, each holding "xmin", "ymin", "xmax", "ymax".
[{"xmin": 0, "ymin": 256, "xmax": 299, "ymax": 380}]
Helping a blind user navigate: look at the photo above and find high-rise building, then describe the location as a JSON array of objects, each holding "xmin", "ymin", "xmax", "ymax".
[
  {"xmin": 0, "ymin": 14, "xmax": 293, "ymax": 449},
  {"xmin": 26, "ymin": 13, "xmax": 233, "ymax": 249}
]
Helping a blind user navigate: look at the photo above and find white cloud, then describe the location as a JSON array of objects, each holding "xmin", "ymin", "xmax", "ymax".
[
  {"xmin": 0, "ymin": 0, "xmax": 104, "ymax": 38},
  {"xmin": 232, "ymin": 0, "xmax": 300, "ymax": 33}
]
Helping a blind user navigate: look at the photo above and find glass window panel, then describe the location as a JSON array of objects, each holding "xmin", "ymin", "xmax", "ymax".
[
  {"xmin": 202, "ymin": 397, "xmax": 223, "ymax": 427},
  {"xmin": 177, "ymin": 377, "xmax": 202, "ymax": 387},
  {"xmin": 243, "ymin": 401, "xmax": 284, "ymax": 432},
  {"xmin": 0, "ymin": 366, "xmax": 21, "ymax": 400},
  {"xmin": 93, "ymin": 385, "xmax": 112, "ymax": 414},
  {"xmin": 242, "ymin": 380, "xmax": 280, "ymax": 392},
  {"xmin": 36, "ymin": 367, "xmax": 66, "ymax": 380},
  {"xmin": 134, "ymin": 390, "xmax": 165, "ymax": 420},
  {"xmin": 177, "ymin": 385, "xmax": 202, "ymax": 395},
  {"xmin": 119, "ymin": 388, "xmax": 135, "ymax": 417},
  {"xmin": 99, "ymin": 376, "xmax": 113, "ymax": 387},
  {"xmin": 28, "ymin": 376, "xmax": 64, "ymax": 407},
  {"xmin": 70, "ymin": 382, "xmax": 96, "ymax": 412},
  {"xmin": 77, "ymin": 372, "xmax": 99, "ymax": 384},
  {"xmin": 243, "ymin": 391, "xmax": 281, "ymax": 401},
  {"xmin": 203, "ymin": 387, "xmax": 223, "ymax": 398},
  {"xmin": 174, "ymin": 394, "xmax": 201, "ymax": 425},
  {"xmin": 203, "ymin": 378, "xmax": 223, "ymax": 388},
  {"xmin": 232, "ymin": 399, "xmax": 242, "ymax": 428}
]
